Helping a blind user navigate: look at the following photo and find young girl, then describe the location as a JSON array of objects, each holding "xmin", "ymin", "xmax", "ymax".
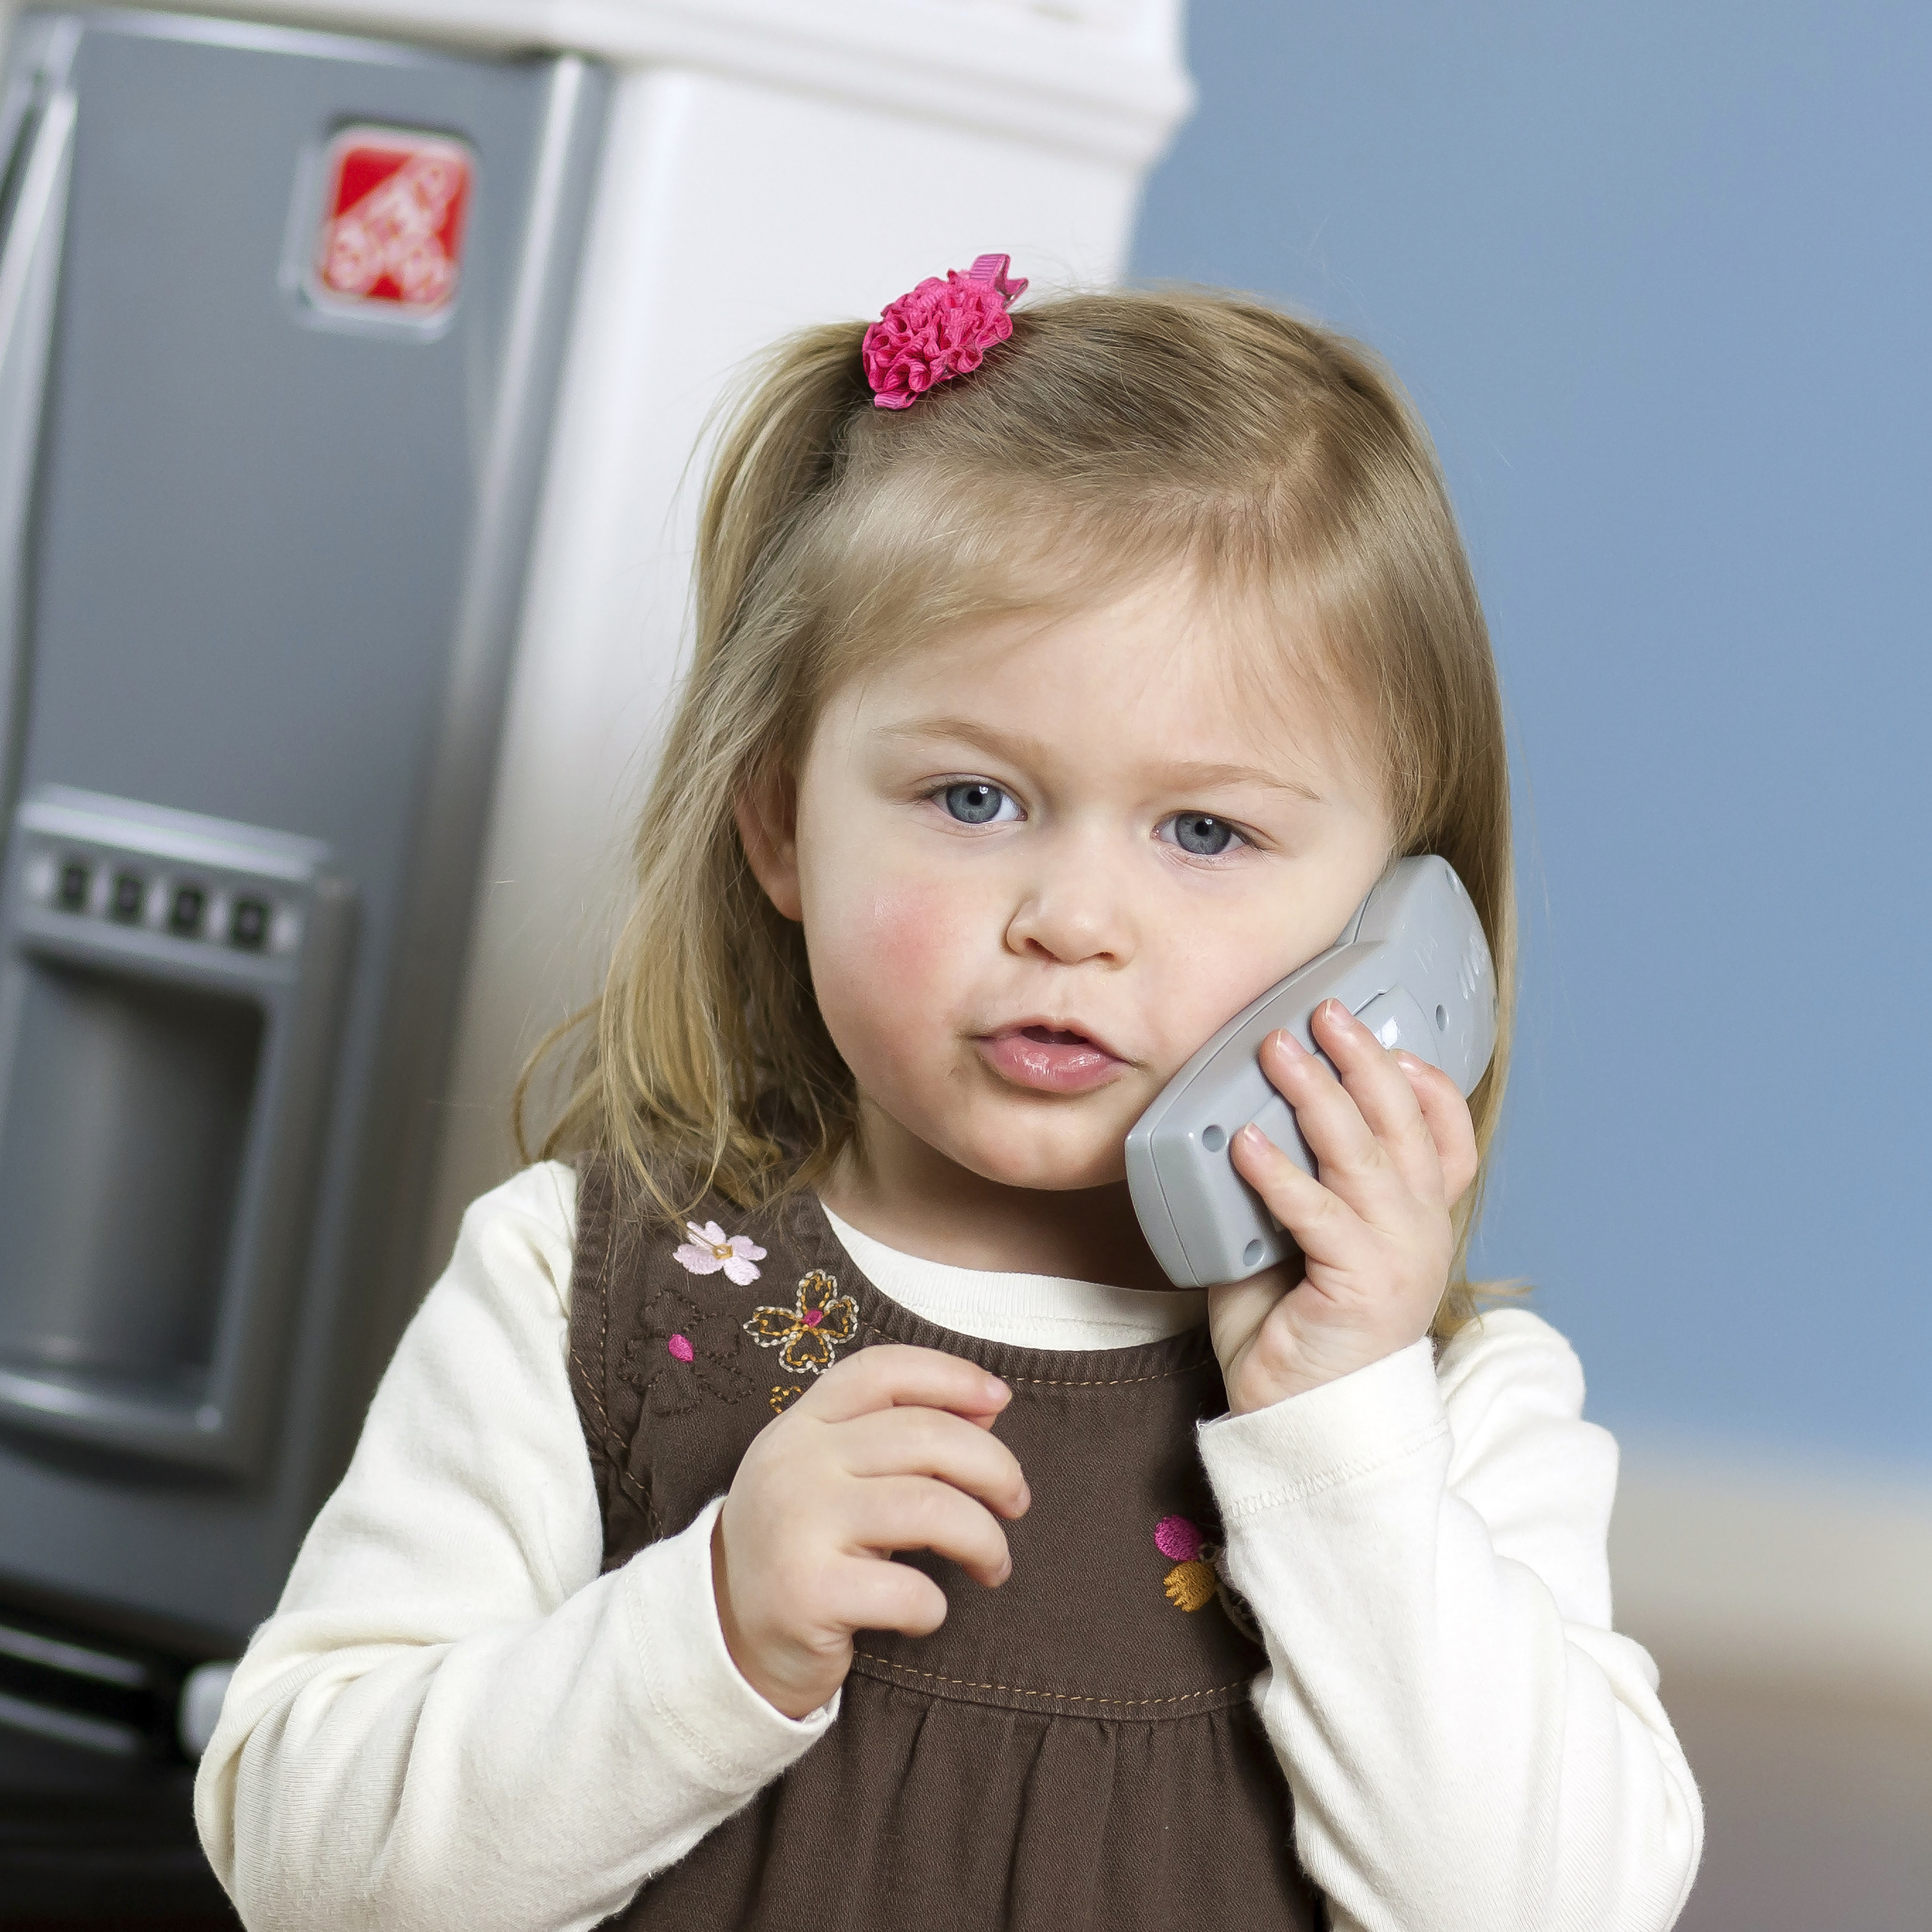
[{"xmin": 195, "ymin": 265, "xmax": 1703, "ymax": 1931}]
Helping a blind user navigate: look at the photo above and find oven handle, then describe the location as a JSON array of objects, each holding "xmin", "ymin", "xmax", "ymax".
[{"xmin": 0, "ymin": 80, "xmax": 76, "ymax": 817}]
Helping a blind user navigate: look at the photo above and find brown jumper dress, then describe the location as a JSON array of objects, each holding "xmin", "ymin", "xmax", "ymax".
[{"xmin": 567, "ymin": 1157, "xmax": 1325, "ymax": 1931}]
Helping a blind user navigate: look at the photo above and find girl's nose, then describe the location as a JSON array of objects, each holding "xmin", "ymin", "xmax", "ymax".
[{"xmin": 1002, "ymin": 860, "xmax": 1139, "ymax": 967}]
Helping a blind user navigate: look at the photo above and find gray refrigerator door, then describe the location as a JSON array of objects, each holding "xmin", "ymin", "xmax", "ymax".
[{"xmin": 0, "ymin": 10, "xmax": 605, "ymax": 1648}]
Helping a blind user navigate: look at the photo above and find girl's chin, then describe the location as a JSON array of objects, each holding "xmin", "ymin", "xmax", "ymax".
[
  {"xmin": 954, "ymin": 1161, "xmax": 1130, "ymax": 1197},
  {"xmin": 943, "ymin": 1116, "xmax": 1135, "ymax": 1195},
  {"xmin": 851, "ymin": 1063, "xmax": 1140, "ymax": 1191}
]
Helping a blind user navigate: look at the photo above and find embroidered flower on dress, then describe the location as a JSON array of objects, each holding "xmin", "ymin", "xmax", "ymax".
[
  {"xmin": 769, "ymin": 1385, "xmax": 802, "ymax": 1416},
  {"xmin": 673, "ymin": 1220, "xmax": 766, "ymax": 1284},
  {"xmin": 743, "ymin": 1270, "xmax": 859, "ymax": 1376},
  {"xmin": 1152, "ymin": 1514, "xmax": 1260, "ymax": 1640},
  {"xmin": 1155, "ymin": 1515, "xmax": 1220, "ymax": 1613},
  {"xmin": 620, "ymin": 1282, "xmax": 753, "ymax": 1416}
]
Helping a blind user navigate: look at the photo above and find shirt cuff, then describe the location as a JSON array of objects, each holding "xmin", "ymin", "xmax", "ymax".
[
  {"xmin": 616, "ymin": 1495, "xmax": 839, "ymax": 1794},
  {"xmin": 1197, "ymin": 1338, "xmax": 1449, "ymax": 1523}
]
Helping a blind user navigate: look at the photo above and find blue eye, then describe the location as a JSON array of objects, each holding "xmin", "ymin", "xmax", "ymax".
[
  {"xmin": 1164, "ymin": 813, "xmax": 1241, "ymax": 857},
  {"xmin": 940, "ymin": 782, "xmax": 1016, "ymax": 826}
]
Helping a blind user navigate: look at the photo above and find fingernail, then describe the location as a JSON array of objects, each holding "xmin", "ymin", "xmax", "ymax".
[
  {"xmin": 1271, "ymin": 1029, "xmax": 1306, "ymax": 1057},
  {"xmin": 1018, "ymin": 1481, "xmax": 1032, "ymax": 1513},
  {"xmin": 985, "ymin": 1376, "xmax": 1009, "ymax": 1405},
  {"xmin": 1236, "ymin": 1122, "xmax": 1269, "ymax": 1150}
]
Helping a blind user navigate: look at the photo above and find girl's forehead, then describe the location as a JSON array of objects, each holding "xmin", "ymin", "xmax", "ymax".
[{"xmin": 825, "ymin": 567, "xmax": 1380, "ymax": 803}]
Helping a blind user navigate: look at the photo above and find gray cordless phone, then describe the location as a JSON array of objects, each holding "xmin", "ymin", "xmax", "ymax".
[{"xmin": 1125, "ymin": 856, "xmax": 1497, "ymax": 1289}]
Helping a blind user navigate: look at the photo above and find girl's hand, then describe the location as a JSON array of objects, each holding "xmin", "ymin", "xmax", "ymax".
[
  {"xmin": 1208, "ymin": 998, "xmax": 1480, "ymax": 1416},
  {"xmin": 710, "ymin": 1344, "xmax": 1030, "ymax": 1719}
]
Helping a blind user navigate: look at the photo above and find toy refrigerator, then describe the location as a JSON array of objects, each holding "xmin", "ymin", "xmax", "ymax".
[{"xmin": 0, "ymin": 8, "xmax": 605, "ymax": 1753}]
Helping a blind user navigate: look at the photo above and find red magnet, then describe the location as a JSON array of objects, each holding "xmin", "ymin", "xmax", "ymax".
[{"xmin": 310, "ymin": 126, "xmax": 473, "ymax": 317}]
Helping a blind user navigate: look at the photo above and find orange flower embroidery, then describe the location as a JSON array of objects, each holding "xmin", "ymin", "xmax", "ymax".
[
  {"xmin": 1155, "ymin": 1515, "xmax": 1218, "ymax": 1611},
  {"xmin": 1153, "ymin": 1514, "xmax": 1260, "ymax": 1642},
  {"xmin": 743, "ymin": 1271, "xmax": 858, "ymax": 1376}
]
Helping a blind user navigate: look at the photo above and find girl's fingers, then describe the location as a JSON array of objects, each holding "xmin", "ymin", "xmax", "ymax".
[
  {"xmin": 1255, "ymin": 1025, "xmax": 1375, "ymax": 1172},
  {"xmin": 1259, "ymin": 1010, "xmax": 1437, "ymax": 1210},
  {"xmin": 800, "ymin": 1343, "xmax": 1010, "ymax": 1428},
  {"xmin": 836, "ymin": 1555, "xmax": 953, "ymax": 1638},
  {"xmin": 1392, "ymin": 1052, "xmax": 1481, "ymax": 1204},
  {"xmin": 846, "ymin": 1473, "xmax": 1014, "ymax": 1588},
  {"xmin": 835, "ymin": 1406, "xmax": 1030, "ymax": 1519},
  {"xmin": 1228, "ymin": 1118, "xmax": 1359, "ymax": 1262},
  {"xmin": 1307, "ymin": 1001, "xmax": 1442, "ymax": 1189}
]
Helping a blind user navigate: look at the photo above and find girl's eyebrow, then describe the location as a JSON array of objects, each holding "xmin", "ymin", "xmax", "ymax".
[{"xmin": 874, "ymin": 716, "xmax": 1325, "ymax": 803}]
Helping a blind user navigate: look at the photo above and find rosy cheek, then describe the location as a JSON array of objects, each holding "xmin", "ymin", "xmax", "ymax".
[
  {"xmin": 810, "ymin": 872, "xmax": 979, "ymax": 1071},
  {"xmin": 876, "ymin": 880, "xmax": 971, "ymax": 985}
]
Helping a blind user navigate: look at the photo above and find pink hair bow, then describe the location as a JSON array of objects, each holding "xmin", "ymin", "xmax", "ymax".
[{"xmin": 861, "ymin": 254, "xmax": 1028, "ymax": 410}]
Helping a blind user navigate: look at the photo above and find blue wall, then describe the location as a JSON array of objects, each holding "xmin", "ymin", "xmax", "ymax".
[{"xmin": 1133, "ymin": 5, "xmax": 1931, "ymax": 1466}]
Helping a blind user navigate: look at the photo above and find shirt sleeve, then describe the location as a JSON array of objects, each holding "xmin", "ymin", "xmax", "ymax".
[
  {"xmin": 1196, "ymin": 1309, "xmax": 1703, "ymax": 1932},
  {"xmin": 193, "ymin": 1162, "xmax": 837, "ymax": 1932}
]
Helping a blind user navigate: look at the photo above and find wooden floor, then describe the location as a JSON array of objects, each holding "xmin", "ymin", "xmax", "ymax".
[{"xmin": 1663, "ymin": 1661, "xmax": 1932, "ymax": 1932}]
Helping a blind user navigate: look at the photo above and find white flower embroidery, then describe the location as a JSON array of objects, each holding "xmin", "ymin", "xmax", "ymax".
[{"xmin": 672, "ymin": 1220, "xmax": 766, "ymax": 1285}]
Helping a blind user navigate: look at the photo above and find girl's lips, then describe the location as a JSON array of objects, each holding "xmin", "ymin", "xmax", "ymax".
[{"xmin": 976, "ymin": 1024, "xmax": 1127, "ymax": 1095}]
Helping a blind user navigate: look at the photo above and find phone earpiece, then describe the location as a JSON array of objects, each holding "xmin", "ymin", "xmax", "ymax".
[{"xmin": 1124, "ymin": 855, "xmax": 1496, "ymax": 1288}]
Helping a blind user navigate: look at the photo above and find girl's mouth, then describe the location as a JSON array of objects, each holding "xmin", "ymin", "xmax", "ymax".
[{"xmin": 975, "ymin": 1023, "xmax": 1127, "ymax": 1095}]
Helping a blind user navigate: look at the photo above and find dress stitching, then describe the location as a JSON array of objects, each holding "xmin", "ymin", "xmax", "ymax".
[
  {"xmin": 572, "ymin": 1336, "xmax": 612, "ymax": 1439},
  {"xmin": 626, "ymin": 1211, "xmax": 669, "ymax": 1533},
  {"xmin": 850, "ymin": 1651, "xmax": 1249, "ymax": 1707},
  {"xmin": 595, "ymin": 1195, "xmax": 613, "ymax": 1429},
  {"xmin": 856, "ymin": 1316, "xmax": 1210, "ymax": 1387},
  {"xmin": 567, "ymin": 1338, "xmax": 652, "ymax": 1516},
  {"xmin": 576, "ymin": 1184, "xmax": 616, "ymax": 1436},
  {"xmin": 565, "ymin": 1174, "xmax": 618, "ymax": 1473},
  {"xmin": 573, "ymin": 1166, "xmax": 658, "ymax": 1529}
]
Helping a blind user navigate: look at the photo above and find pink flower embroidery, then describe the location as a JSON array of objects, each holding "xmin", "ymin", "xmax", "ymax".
[
  {"xmin": 1153, "ymin": 1515, "xmax": 1203, "ymax": 1562},
  {"xmin": 1155, "ymin": 1514, "xmax": 1219, "ymax": 1613},
  {"xmin": 674, "ymin": 1220, "xmax": 766, "ymax": 1285},
  {"xmin": 862, "ymin": 254, "xmax": 1027, "ymax": 410},
  {"xmin": 665, "ymin": 1333, "xmax": 694, "ymax": 1363},
  {"xmin": 1153, "ymin": 1514, "xmax": 1262, "ymax": 1641}
]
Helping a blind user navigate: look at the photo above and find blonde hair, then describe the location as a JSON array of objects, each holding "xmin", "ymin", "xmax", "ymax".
[{"xmin": 518, "ymin": 289, "xmax": 1515, "ymax": 1335}]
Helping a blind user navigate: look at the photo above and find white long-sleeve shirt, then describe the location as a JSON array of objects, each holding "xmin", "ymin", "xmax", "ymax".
[{"xmin": 194, "ymin": 1162, "xmax": 1702, "ymax": 1932}]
